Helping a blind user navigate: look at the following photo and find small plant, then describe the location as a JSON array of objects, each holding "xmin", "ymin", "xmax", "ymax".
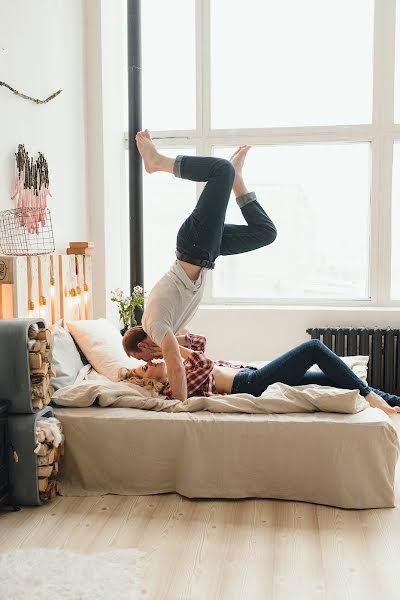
[{"xmin": 110, "ymin": 286, "xmax": 144, "ymax": 329}]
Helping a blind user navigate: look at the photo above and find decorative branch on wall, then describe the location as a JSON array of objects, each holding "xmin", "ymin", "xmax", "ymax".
[{"xmin": 0, "ymin": 81, "xmax": 62, "ymax": 104}]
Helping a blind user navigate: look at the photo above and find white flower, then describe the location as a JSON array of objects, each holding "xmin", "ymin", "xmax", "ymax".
[{"xmin": 133, "ymin": 285, "xmax": 143, "ymax": 295}]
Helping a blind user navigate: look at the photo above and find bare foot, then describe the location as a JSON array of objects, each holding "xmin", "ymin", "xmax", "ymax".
[
  {"xmin": 230, "ymin": 145, "xmax": 251, "ymax": 176},
  {"xmin": 230, "ymin": 145, "xmax": 251, "ymax": 197},
  {"xmin": 365, "ymin": 391, "xmax": 400, "ymax": 415},
  {"xmin": 135, "ymin": 129, "xmax": 162, "ymax": 173}
]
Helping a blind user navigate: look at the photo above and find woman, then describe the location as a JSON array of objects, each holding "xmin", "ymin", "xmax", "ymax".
[{"xmin": 121, "ymin": 337, "xmax": 400, "ymax": 415}]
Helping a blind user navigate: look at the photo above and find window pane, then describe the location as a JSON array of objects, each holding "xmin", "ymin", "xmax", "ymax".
[
  {"xmin": 143, "ymin": 148, "xmax": 196, "ymax": 292},
  {"xmin": 392, "ymin": 144, "xmax": 400, "ymax": 298},
  {"xmin": 142, "ymin": 1, "xmax": 196, "ymax": 130},
  {"xmin": 211, "ymin": 0, "xmax": 373, "ymax": 128},
  {"xmin": 212, "ymin": 144, "xmax": 370, "ymax": 299},
  {"xmin": 395, "ymin": 0, "xmax": 400, "ymax": 123}
]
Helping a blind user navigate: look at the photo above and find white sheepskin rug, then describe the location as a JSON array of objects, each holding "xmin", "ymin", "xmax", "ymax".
[{"xmin": 0, "ymin": 547, "xmax": 145, "ymax": 600}]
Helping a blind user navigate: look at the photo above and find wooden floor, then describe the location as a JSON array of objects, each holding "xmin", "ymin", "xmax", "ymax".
[{"xmin": 2, "ymin": 417, "xmax": 400, "ymax": 600}]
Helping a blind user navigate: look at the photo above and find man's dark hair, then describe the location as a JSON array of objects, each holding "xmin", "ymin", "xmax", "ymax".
[{"xmin": 122, "ymin": 325, "xmax": 148, "ymax": 355}]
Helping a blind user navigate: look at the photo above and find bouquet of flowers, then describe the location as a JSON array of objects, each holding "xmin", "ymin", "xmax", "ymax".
[{"xmin": 110, "ymin": 286, "xmax": 144, "ymax": 330}]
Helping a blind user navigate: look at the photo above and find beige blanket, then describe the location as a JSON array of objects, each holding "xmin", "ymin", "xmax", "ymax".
[{"xmin": 53, "ymin": 379, "xmax": 369, "ymax": 414}]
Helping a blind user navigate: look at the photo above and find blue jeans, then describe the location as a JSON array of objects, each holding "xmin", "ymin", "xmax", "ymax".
[
  {"xmin": 174, "ymin": 156, "xmax": 277, "ymax": 268},
  {"xmin": 231, "ymin": 339, "xmax": 400, "ymax": 407}
]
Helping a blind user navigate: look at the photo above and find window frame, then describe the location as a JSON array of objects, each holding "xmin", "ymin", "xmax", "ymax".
[{"xmin": 126, "ymin": 0, "xmax": 400, "ymax": 307}]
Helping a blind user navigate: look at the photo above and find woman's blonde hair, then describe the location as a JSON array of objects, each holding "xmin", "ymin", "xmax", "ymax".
[{"xmin": 118, "ymin": 367, "xmax": 165, "ymax": 394}]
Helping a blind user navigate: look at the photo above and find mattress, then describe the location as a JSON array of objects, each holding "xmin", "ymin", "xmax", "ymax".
[{"xmin": 54, "ymin": 405, "xmax": 399, "ymax": 509}]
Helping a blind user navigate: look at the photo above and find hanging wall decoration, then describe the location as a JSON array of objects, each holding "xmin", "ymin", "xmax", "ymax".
[
  {"xmin": 0, "ymin": 81, "xmax": 62, "ymax": 105},
  {"xmin": 0, "ymin": 144, "xmax": 55, "ymax": 256}
]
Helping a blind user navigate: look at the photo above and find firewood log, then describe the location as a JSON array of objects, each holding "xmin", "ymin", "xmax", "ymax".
[
  {"xmin": 38, "ymin": 477, "xmax": 48, "ymax": 492},
  {"xmin": 38, "ymin": 465, "xmax": 53, "ymax": 478},
  {"xmin": 36, "ymin": 329, "xmax": 51, "ymax": 345},
  {"xmin": 29, "ymin": 352, "xmax": 42, "ymax": 370},
  {"xmin": 48, "ymin": 365, "xmax": 56, "ymax": 378},
  {"xmin": 48, "ymin": 385, "xmax": 55, "ymax": 399},
  {"xmin": 53, "ymin": 462, "xmax": 59, "ymax": 475},
  {"xmin": 42, "ymin": 349, "xmax": 51, "ymax": 361},
  {"xmin": 32, "ymin": 398, "xmax": 44, "ymax": 410},
  {"xmin": 40, "ymin": 480, "xmax": 57, "ymax": 501},
  {"xmin": 28, "ymin": 323, "xmax": 39, "ymax": 340},
  {"xmin": 35, "ymin": 443, "xmax": 48, "ymax": 456},
  {"xmin": 37, "ymin": 447, "xmax": 56, "ymax": 465},
  {"xmin": 39, "ymin": 341, "xmax": 48, "ymax": 354},
  {"xmin": 29, "ymin": 340, "xmax": 42, "ymax": 352},
  {"xmin": 30, "ymin": 362, "xmax": 49, "ymax": 377},
  {"xmin": 35, "ymin": 430, "xmax": 46, "ymax": 443},
  {"xmin": 47, "ymin": 447, "xmax": 56, "ymax": 464},
  {"xmin": 31, "ymin": 378, "xmax": 49, "ymax": 400}
]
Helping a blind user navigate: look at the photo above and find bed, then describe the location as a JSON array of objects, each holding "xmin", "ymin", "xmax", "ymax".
[
  {"xmin": 54, "ymin": 403, "xmax": 398, "ymax": 509},
  {"xmin": 49, "ymin": 319, "xmax": 400, "ymax": 510}
]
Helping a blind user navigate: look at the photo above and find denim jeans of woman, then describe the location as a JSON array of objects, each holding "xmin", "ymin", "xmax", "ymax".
[{"xmin": 231, "ymin": 339, "xmax": 400, "ymax": 407}]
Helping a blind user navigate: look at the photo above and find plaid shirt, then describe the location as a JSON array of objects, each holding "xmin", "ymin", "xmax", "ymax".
[
  {"xmin": 185, "ymin": 333, "xmax": 207, "ymax": 352},
  {"xmin": 163, "ymin": 333, "xmax": 245, "ymax": 398}
]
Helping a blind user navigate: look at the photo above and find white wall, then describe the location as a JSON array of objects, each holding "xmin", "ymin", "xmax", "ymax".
[
  {"xmin": 190, "ymin": 306, "xmax": 400, "ymax": 362},
  {"xmin": 0, "ymin": 0, "xmax": 88, "ymax": 251},
  {"xmin": 85, "ymin": 0, "xmax": 128, "ymax": 319}
]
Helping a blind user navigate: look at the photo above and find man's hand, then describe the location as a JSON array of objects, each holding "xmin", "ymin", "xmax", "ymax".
[
  {"xmin": 161, "ymin": 330, "xmax": 187, "ymax": 401},
  {"xmin": 137, "ymin": 338, "xmax": 163, "ymax": 361}
]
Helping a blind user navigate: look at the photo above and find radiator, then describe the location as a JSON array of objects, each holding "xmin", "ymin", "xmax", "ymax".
[{"xmin": 306, "ymin": 328, "xmax": 400, "ymax": 395}]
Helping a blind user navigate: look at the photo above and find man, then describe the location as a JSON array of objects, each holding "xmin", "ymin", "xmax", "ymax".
[{"xmin": 124, "ymin": 129, "xmax": 277, "ymax": 400}]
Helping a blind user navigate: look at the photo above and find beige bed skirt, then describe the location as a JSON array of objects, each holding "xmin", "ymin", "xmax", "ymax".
[{"xmin": 54, "ymin": 406, "xmax": 399, "ymax": 509}]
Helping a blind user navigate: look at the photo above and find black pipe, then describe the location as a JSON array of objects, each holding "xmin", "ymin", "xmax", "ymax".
[{"xmin": 127, "ymin": 0, "xmax": 144, "ymax": 298}]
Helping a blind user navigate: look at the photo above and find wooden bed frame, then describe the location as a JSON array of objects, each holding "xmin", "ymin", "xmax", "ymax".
[{"xmin": 0, "ymin": 254, "xmax": 93, "ymax": 325}]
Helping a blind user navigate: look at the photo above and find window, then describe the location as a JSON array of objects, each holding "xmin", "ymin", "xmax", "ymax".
[
  {"xmin": 392, "ymin": 144, "xmax": 400, "ymax": 298},
  {"xmin": 142, "ymin": 0, "xmax": 196, "ymax": 131},
  {"xmin": 129, "ymin": 0, "xmax": 399, "ymax": 306},
  {"xmin": 212, "ymin": 143, "xmax": 370, "ymax": 299},
  {"xmin": 395, "ymin": 0, "xmax": 400, "ymax": 124},
  {"xmin": 142, "ymin": 148, "xmax": 196, "ymax": 292},
  {"xmin": 211, "ymin": 0, "xmax": 374, "ymax": 129}
]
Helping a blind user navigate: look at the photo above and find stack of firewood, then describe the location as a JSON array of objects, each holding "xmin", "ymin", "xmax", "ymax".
[
  {"xmin": 35, "ymin": 417, "xmax": 65, "ymax": 502},
  {"xmin": 27, "ymin": 325, "xmax": 55, "ymax": 409}
]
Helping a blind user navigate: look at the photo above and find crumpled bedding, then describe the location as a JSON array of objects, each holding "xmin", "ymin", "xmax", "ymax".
[{"xmin": 53, "ymin": 371, "xmax": 369, "ymax": 414}]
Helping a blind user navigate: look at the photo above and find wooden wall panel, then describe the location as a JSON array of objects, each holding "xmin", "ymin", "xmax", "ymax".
[
  {"xmin": 13, "ymin": 257, "xmax": 28, "ymax": 318},
  {"xmin": 83, "ymin": 257, "xmax": 94, "ymax": 319},
  {"xmin": 0, "ymin": 253, "xmax": 94, "ymax": 321},
  {"xmin": 27, "ymin": 256, "xmax": 39, "ymax": 317},
  {"xmin": 76, "ymin": 255, "xmax": 85, "ymax": 320},
  {"xmin": 0, "ymin": 284, "xmax": 14, "ymax": 318},
  {"xmin": 38, "ymin": 255, "xmax": 51, "ymax": 326},
  {"xmin": 51, "ymin": 254, "xmax": 61, "ymax": 324}
]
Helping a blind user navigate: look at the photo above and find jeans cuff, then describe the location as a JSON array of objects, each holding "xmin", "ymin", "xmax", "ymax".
[
  {"xmin": 236, "ymin": 191, "xmax": 257, "ymax": 208},
  {"xmin": 173, "ymin": 155, "xmax": 184, "ymax": 178}
]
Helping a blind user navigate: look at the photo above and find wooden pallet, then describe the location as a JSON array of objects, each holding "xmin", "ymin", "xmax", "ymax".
[{"xmin": 0, "ymin": 254, "xmax": 93, "ymax": 324}]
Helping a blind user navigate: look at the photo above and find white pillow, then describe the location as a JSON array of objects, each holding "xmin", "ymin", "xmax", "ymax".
[
  {"xmin": 66, "ymin": 318, "xmax": 143, "ymax": 381},
  {"xmin": 50, "ymin": 324, "xmax": 85, "ymax": 390}
]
